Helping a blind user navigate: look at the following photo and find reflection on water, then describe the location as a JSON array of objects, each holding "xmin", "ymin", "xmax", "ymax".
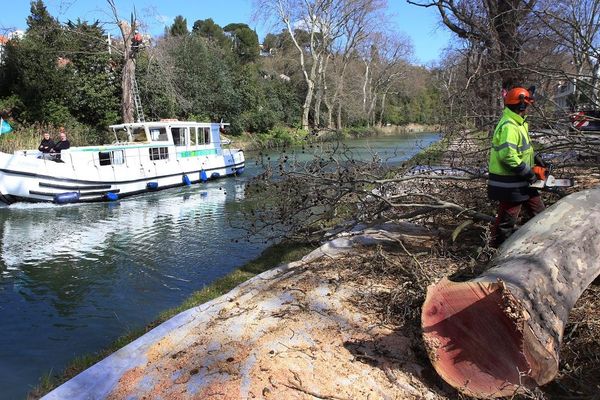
[
  {"xmin": 0, "ymin": 132, "xmax": 440, "ymax": 399},
  {"xmin": 2, "ymin": 187, "xmax": 232, "ymax": 270},
  {"xmin": 0, "ymin": 181, "xmax": 263, "ymax": 399}
]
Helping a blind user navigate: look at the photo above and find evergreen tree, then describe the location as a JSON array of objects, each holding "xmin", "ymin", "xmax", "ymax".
[
  {"xmin": 192, "ymin": 18, "xmax": 227, "ymax": 45},
  {"xmin": 63, "ymin": 20, "xmax": 120, "ymax": 128},
  {"xmin": 3, "ymin": 0, "xmax": 69, "ymax": 123},
  {"xmin": 223, "ymin": 23, "xmax": 259, "ymax": 63},
  {"xmin": 169, "ymin": 15, "xmax": 189, "ymax": 37}
]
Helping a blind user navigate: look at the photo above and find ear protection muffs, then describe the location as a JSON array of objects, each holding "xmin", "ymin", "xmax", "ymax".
[{"xmin": 518, "ymin": 94, "xmax": 527, "ymax": 111}]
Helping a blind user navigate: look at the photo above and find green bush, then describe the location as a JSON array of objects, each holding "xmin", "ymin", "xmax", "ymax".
[
  {"xmin": 0, "ymin": 122, "xmax": 110, "ymax": 154},
  {"xmin": 241, "ymin": 108, "xmax": 277, "ymax": 133}
]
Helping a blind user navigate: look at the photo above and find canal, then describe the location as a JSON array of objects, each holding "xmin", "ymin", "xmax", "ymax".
[{"xmin": 0, "ymin": 133, "xmax": 439, "ymax": 399}]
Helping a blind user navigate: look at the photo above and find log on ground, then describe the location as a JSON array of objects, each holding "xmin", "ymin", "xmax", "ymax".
[{"xmin": 422, "ymin": 187, "xmax": 600, "ymax": 398}]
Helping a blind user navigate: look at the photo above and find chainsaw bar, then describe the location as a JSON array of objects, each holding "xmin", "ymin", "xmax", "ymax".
[{"xmin": 530, "ymin": 175, "xmax": 574, "ymax": 189}]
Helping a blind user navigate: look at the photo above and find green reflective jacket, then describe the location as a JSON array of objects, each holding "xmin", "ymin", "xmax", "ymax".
[
  {"xmin": 489, "ymin": 108, "xmax": 534, "ymax": 175},
  {"xmin": 487, "ymin": 108, "xmax": 537, "ymax": 202}
]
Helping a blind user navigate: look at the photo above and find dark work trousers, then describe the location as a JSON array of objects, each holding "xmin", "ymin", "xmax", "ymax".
[{"xmin": 490, "ymin": 196, "xmax": 545, "ymax": 247}]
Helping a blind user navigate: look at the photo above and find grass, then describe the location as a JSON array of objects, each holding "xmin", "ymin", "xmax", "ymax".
[
  {"xmin": 28, "ymin": 241, "xmax": 316, "ymax": 399},
  {"xmin": 406, "ymin": 134, "xmax": 449, "ymax": 166}
]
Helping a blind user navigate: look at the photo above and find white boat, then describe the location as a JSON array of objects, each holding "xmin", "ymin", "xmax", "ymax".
[{"xmin": 0, "ymin": 120, "xmax": 245, "ymax": 204}]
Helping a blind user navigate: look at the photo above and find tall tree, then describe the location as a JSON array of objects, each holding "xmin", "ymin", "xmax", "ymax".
[
  {"xmin": 255, "ymin": 0, "xmax": 355, "ymax": 130},
  {"xmin": 107, "ymin": 0, "xmax": 140, "ymax": 123},
  {"xmin": 223, "ymin": 23, "xmax": 260, "ymax": 63},
  {"xmin": 192, "ymin": 18, "xmax": 228, "ymax": 45},
  {"xmin": 408, "ymin": 0, "xmax": 537, "ymax": 91},
  {"xmin": 1, "ymin": 0, "xmax": 69, "ymax": 122},
  {"xmin": 360, "ymin": 32, "xmax": 412, "ymax": 126},
  {"xmin": 170, "ymin": 15, "xmax": 189, "ymax": 37},
  {"xmin": 326, "ymin": 0, "xmax": 387, "ymax": 129},
  {"xmin": 63, "ymin": 20, "xmax": 120, "ymax": 127}
]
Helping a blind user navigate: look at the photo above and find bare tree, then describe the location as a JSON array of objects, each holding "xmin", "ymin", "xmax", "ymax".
[
  {"xmin": 255, "ymin": 0, "xmax": 389, "ymax": 130},
  {"xmin": 409, "ymin": 0, "xmax": 538, "ymax": 90},
  {"xmin": 107, "ymin": 0, "xmax": 140, "ymax": 123},
  {"xmin": 359, "ymin": 32, "xmax": 413, "ymax": 126},
  {"xmin": 535, "ymin": 0, "xmax": 600, "ymax": 109},
  {"xmin": 254, "ymin": 0, "xmax": 329, "ymax": 130},
  {"xmin": 327, "ymin": 0, "xmax": 386, "ymax": 129}
]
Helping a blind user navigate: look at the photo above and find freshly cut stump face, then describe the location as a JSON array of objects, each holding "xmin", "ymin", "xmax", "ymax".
[{"xmin": 422, "ymin": 279, "xmax": 532, "ymax": 397}]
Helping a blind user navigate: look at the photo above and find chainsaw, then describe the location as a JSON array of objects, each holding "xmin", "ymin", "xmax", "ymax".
[{"xmin": 530, "ymin": 165, "xmax": 574, "ymax": 189}]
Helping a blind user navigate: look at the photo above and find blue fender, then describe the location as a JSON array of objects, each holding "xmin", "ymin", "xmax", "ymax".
[
  {"xmin": 54, "ymin": 192, "xmax": 80, "ymax": 204},
  {"xmin": 200, "ymin": 170, "xmax": 208, "ymax": 182},
  {"xmin": 211, "ymin": 172, "xmax": 220, "ymax": 179},
  {"xmin": 147, "ymin": 182, "xmax": 159, "ymax": 190},
  {"xmin": 104, "ymin": 192, "xmax": 119, "ymax": 201},
  {"xmin": 182, "ymin": 175, "xmax": 191, "ymax": 186}
]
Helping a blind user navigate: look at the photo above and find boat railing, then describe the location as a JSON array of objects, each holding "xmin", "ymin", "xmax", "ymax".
[{"xmin": 14, "ymin": 142, "xmax": 240, "ymax": 169}]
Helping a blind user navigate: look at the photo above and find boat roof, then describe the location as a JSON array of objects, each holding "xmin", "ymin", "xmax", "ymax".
[{"xmin": 109, "ymin": 120, "xmax": 229, "ymax": 129}]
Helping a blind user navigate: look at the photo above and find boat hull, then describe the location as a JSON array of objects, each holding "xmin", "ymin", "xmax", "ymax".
[{"xmin": 0, "ymin": 149, "xmax": 245, "ymax": 204}]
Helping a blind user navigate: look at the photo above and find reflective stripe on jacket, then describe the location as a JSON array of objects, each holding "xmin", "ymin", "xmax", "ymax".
[{"xmin": 488, "ymin": 108, "xmax": 537, "ymax": 202}]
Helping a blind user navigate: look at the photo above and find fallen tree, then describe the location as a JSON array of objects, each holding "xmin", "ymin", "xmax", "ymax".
[{"xmin": 422, "ymin": 186, "xmax": 600, "ymax": 398}]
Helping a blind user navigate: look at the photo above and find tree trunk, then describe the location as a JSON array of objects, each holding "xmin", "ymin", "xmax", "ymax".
[
  {"xmin": 314, "ymin": 56, "xmax": 326, "ymax": 127},
  {"xmin": 422, "ymin": 187, "xmax": 600, "ymax": 398},
  {"xmin": 378, "ymin": 91, "xmax": 387, "ymax": 126},
  {"xmin": 117, "ymin": 20, "xmax": 135, "ymax": 123},
  {"xmin": 362, "ymin": 61, "xmax": 369, "ymax": 114},
  {"xmin": 121, "ymin": 60, "xmax": 135, "ymax": 123},
  {"xmin": 281, "ymin": 15, "xmax": 313, "ymax": 131}
]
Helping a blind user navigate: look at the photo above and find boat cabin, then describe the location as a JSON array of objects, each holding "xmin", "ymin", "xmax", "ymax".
[{"xmin": 18, "ymin": 121, "xmax": 228, "ymax": 168}]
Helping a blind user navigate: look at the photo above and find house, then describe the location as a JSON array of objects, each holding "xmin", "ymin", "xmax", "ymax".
[{"xmin": 553, "ymin": 80, "xmax": 575, "ymax": 111}]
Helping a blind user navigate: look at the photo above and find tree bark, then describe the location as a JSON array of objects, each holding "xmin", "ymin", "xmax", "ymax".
[
  {"xmin": 422, "ymin": 187, "xmax": 600, "ymax": 398},
  {"xmin": 116, "ymin": 21, "xmax": 135, "ymax": 123}
]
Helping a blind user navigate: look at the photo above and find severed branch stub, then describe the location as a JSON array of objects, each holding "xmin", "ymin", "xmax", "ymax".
[{"xmin": 422, "ymin": 187, "xmax": 600, "ymax": 398}]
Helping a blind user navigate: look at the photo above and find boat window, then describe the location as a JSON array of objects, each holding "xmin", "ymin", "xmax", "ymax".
[
  {"xmin": 189, "ymin": 127, "xmax": 197, "ymax": 146},
  {"xmin": 199, "ymin": 127, "xmax": 211, "ymax": 144},
  {"xmin": 99, "ymin": 150, "xmax": 125, "ymax": 166},
  {"xmin": 149, "ymin": 127, "xmax": 168, "ymax": 142},
  {"xmin": 172, "ymin": 127, "xmax": 186, "ymax": 146},
  {"xmin": 113, "ymin": 128, "xmax": 129, "ymax": 143},
  {"xmin": 149, "ymin": 147, "xmax": 169, "ymax": 161},
  {"xmin": 132, "ymin": 127, "xmax": 148, "ymax": 142}
]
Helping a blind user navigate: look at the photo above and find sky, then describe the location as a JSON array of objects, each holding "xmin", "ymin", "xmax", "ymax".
[{"xmin": 0, "ymin": 0, "xmax": 452, "ymax": 65}]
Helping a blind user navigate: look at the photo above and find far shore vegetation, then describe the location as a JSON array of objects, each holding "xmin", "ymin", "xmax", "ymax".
[{"xmin": 0, "ymin": 1, "xmax": 441, "ymax": 155}]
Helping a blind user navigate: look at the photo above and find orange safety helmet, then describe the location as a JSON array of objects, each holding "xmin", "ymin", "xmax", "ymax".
[{"xmin": 504, "ymin": 87, "xmax": 535, "ymax": 107}]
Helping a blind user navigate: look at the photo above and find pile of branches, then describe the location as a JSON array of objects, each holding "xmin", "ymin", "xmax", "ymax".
[{"xmin": 240, "ymin": 138, "xmax": 495, "ymax": 243}]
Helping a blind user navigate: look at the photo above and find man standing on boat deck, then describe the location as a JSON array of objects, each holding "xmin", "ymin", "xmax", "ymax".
[
  {"xmin": 38, "ymin": 132, "xmax": 55, "ymax": 154},
  {"xmin": 487, "ymin": 86, "xmax": 545, "ymax": 247},
  {"xmin": 50, "ymin": 127, "xmax": 70, "ymax": 162}
]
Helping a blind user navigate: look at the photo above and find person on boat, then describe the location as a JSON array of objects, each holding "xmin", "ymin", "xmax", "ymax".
[
  {"xmin": 38, "ymin": 132, "xmax": 55, "ymax": 156},
  {"xmin": 50, "ymin": 128, "xmax": 70, "ymax": 162},
  {"xmin": 488, "ymin": 86, "xmax": 545, "ymax": 247}
]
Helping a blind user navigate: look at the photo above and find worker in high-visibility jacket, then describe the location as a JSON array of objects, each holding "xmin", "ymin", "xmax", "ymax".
[{"xmin": 488, "ymin": 86, "xmax": 545, "ymax": 247}]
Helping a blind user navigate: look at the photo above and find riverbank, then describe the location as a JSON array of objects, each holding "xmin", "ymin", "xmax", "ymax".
[
  {"xmin": 228, "ymin": 124, "xmax": 439, "ymax": 151},
  {"xmin": 29, "ymin": 242, "xmax": 316, "ymax": 399},
  {"xmin": 41, "ymin": 222, "xmax": 451, "ymax": 400}
]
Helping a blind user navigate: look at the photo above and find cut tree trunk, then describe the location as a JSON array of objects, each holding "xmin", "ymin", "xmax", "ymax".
[{"xmin": 422, "ymin": 187, "xmax": 600, "ymax": 398}]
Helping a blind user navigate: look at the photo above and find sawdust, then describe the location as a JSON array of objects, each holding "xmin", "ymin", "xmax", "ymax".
[{"xmin": 106, "ymin": 233, "xmax": 451, "ymax": 400}]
